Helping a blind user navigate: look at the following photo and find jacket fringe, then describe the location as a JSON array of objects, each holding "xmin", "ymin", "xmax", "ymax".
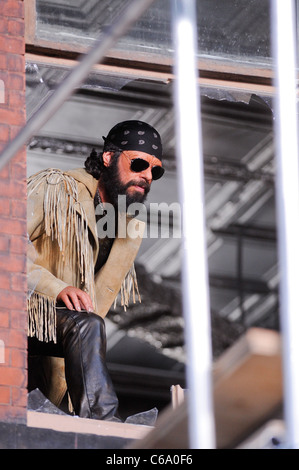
[
  {"xmin": 27, "ymin": 291, "xmax": 57, "ymax": 343},
  {"xmin": 116, "ymin": 263, "xmax": 141, "ymax": 311},
  {"xmin": 27, "ymin": 169, "xmax": 95, "ymax": 342}
]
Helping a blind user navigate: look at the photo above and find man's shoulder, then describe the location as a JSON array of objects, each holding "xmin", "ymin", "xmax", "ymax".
[
  {"xmin": 66, "ymin": 168, "xmax": 98, "ymax": 198},
  {"xmin": 28, "ymin": 167, "xmax": 87, "ymax": 180},
  {"xmin": 66, "ymin": 167, "xmax": 90, "ymax": 183},
  {"xmin": 27, "ymin": 168, "xmax": 98, "ymax": 196},
  {"xmin": 28, "ymin": 167, "xmax": 72, "ymax": 186}
]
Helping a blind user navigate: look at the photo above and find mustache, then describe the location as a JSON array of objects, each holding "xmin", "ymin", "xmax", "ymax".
[{"xmin": 124, "ymin": 179, "xmax": 150, "ymax": 193}]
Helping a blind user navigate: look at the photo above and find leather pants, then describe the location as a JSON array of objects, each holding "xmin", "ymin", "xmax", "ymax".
[{"xmin": 28, "ymin": 308, "xmax": 120, "ymax": 421}]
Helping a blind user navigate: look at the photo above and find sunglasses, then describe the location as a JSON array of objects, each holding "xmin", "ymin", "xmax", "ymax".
[{"xmin": 123, "ymin": 152, "xmax": 165, "ymax": 180}]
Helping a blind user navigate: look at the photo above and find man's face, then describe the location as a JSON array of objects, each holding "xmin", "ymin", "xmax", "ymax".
[{"xmin": 103, "ymin": 150, "xmax": 163, "ymax": 208}]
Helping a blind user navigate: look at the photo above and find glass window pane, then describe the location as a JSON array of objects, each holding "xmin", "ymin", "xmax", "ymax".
[
  {"xmin": 198, "ymin": 0, "xmax": 271, "ymax": 64},
  {"xmin": 35, "ymin": 0, "xmax": 272, "ymax": 66},
  {"xmin": 35, "ymin": 0, "xmax": 172, "ymax": 57}
]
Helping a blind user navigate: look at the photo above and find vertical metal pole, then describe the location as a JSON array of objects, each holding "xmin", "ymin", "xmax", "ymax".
[
  {"xmin": 272, "ymin": 0, "xmax": 299, "ymax": 448},
  {"xmin": 172, "ymin": 0, "xmax": 215, "ymax": 449}
]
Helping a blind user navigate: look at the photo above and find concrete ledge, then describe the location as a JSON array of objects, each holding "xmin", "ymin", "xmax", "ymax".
[
  {"xmin": 0, "ymin": 413, "xmax": 153, "ymax": 449},
  {"xmin": 27, "ymin": 410, "xmax": 153, "ymax": 440}
]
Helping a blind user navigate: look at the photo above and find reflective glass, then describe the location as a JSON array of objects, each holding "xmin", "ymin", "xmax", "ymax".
[{"xmin": 35, "ymin": 0, "xmax": 271, "ymax": 66}]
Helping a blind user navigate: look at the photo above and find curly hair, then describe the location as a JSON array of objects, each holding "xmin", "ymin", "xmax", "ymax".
[{"xmin": 84, "ymin": 142, "xmax": 121, "ymax": 180}]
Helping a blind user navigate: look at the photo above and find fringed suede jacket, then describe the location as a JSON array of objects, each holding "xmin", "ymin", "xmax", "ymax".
[{"xmin": 27, "ymin": 168, "xmax": 144, "ymax": 406}]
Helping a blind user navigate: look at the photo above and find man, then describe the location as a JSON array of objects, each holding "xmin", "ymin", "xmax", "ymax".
[{"xmin": 27, "ymin": 120, "xmax": 164, "ymax": 420}]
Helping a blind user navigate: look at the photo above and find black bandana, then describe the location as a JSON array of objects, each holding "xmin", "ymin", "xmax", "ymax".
[{"xmin": 103, "ymin": 120, "xmax": 163, "ymax": 161}]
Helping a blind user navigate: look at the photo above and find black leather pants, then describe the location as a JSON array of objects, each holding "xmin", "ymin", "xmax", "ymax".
[{"xmin": 28, "ymin": 308, "xmax": 120, "ymax": 421}]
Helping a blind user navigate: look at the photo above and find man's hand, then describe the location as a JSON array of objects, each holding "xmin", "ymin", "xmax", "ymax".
[{"xmin": 57, "ymin": 286, "xmax": 94, "ymax": 312}]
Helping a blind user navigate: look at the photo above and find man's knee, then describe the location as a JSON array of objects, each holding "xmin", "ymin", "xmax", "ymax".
[
  {"xmin": 72, "ymin": 311, "xmax": 105, "ymax": 337},
  {"xmin": 83, "ymin": 312, "xmax": 105, "ymax": 332},
  {"xmin": 57, "ymin": 309, "xmax": 106, "ymax": 346}
]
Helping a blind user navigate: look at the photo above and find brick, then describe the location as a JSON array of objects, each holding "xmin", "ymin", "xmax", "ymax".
[
  {"xmin": 0, "ymin": 366, "xmax": 26, "ymax": 387},
  {"xmin": 0, "ymin": 34, "xmax": 24, "ymax": 54},
  {"xmin": 0, "ymin": 290, "xmax": 26, "ymax": 311},
  {"xmin": 0, "ymin": 1, "xmax": 24, "ymax": 19},
  {"xmin": 8, "ymin": 90, "xmax": 25, "ymax": 108},
  {"xmin": 0, "ymin": 385, "xmax": 10, "ymax": 404},
  {"xmin": 0, "ymin": 235, "xmax": 9, "ymax": 252},
  {"xmin": 7, "ymin": 19, "xmax": 25, "ymax": 37},
  {"xmin": 10, "ymin": 162, "xmax": 26, "ymax": 182},
  {"xmin": 8, "ymin": 308, "xmax": 28, "ymax": 332},
  {"xmin": 0, "ymin": 53, "xmax": 7, "ymax": 69},
  {"xmin": 0, "ymin": 108, "xmax": 25, "ymax": 126},
  {"xmin": 0, "ymin": 310, "xmax": 9, "ymax": 329},
  {"xmin": 0, "ymin": 178, "xmax": 25, "ymax": 198},
  {"xmin": 0, "ymin": 328, "xmax": 27, "ymax": 350},
  {"xmin": 9, "ymin": 125, "xmax": 22, "ymax": 140},
  {"xmin": 6, "ymin": 53, "xmax": 24, "ymax": 72},
  {"xmin": 7, "ymin": 73, "xmax": 25, "ymax": 92},
  {"xmin": 0, "ymin": 162, "xmax": 9, "ymax": 179},
  {"xmin": 11, "ymin": 199, "xmax": 26, "ymax": 219},
  {"xmin": 0, "ymin": 123, "xmax": 10, "ymax": 142},
  {"xmin": 0, "ymin": 70, "xmax": 8, "ymax": 82},
  {"xmin": 10, "ymin": 310, "xmax": 27, "ymax": 331},
  {"xmin": 10, "ymin": 272, "xmax": 26, "ymax": 292},
  {"xmin": 2, "ymin": 149, "xmax": 25, "ymax": 166},
  {"xmin": 0, "ymin": 272, "xmax": 10, "ymax": 291},
  {"xmin": 11, "ymin": 386, "xmax": 26, "ymax": 407},
  {"xmin": 0, "ymin": 218, "xmax": 26, "ymax": 236},
  {"xmin": 10, "ymin": 349, "xmax": 26, "ymax": 369},
  {"xmin": 0, "ymin": 198, "xmax": 10, "ymax": 216},
  {"xmin": 0, "ymin": 252, "xmax": 26, "ymax": 273},
  {"xmin": 0, "ymin": 19, "xmax": 7, "ymax": 34},
  {"xmin": 10, "ymin": 235, "xmax": 27, "ymax": 255},
  {"xmin": 0, "ymin": 405, "xmax": 26, "ymax": 424}
]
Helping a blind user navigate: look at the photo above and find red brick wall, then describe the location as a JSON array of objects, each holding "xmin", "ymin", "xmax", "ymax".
[{"xmin": 0, "ymin": 0, "xmax": 27, "ymax": 423}]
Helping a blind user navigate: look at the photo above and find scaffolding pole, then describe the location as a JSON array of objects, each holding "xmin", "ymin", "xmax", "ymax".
[
  {"xmin": 272, "ymin": 0, "xmax": 299, "ymax": 448},
  {"xmin": 172, "ymin": 0, "xmax": 215, "ymax": 449},
  {"xmin": 0, "ymin": 0, "xmax": 157, "ymax": 171}
]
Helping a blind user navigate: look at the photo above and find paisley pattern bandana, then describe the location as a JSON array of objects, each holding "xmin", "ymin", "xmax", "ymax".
[{"xmin": 103, "ymin": 120, "xmax": 163, "ymax": 161}]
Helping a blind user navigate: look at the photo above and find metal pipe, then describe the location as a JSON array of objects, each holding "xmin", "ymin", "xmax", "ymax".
[
  {"xmin": 172, "ymin": 0, "xmax": 215, "ymax": 449},
  {"xmin": 271, "ymin": 0, "xmax": 299, "ymax": 448},
  {"xmin": 0, "ymin": 0, "xmax": 157, "ymax": 170}
]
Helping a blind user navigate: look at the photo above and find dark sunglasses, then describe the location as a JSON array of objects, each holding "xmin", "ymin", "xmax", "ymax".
[
  {"xmin": 120, "ymin": 150, "xmax": 165, "ymax": 180},
  {"xmin": 129, "ymin": 158, "xmax": 165, "ymax": 180}
]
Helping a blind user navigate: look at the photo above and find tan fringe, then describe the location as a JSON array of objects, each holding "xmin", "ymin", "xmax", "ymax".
[
  {"xmin": 27, "ymin": 169, "xmax": 95, "ymax": 341},
  {"xmin": 68, "ymin": 393, "xmax": 74, "ymax": 414},
  {"xmin": 27, "ymin": 292, "xmax": 57, "ymax": 343},
  {"xmin": 115, "ymin": 263, "xmax": 141, "ymax": 311}
]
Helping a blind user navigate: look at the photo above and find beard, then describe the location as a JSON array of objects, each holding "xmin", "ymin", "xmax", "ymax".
[{"xmin": 101, "ymin": 156, "xmax": 150, "ymax": 210}]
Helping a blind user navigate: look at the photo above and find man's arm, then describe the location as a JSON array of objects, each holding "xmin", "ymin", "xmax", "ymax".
[{"xmin": 27, "ymin": 177, "xmax": 94, "ymax": 313}]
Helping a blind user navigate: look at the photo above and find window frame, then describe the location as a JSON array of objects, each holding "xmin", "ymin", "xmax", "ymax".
[{"xmin": 25, "ymin": 0, "xmax": 274, "ymax": 96}]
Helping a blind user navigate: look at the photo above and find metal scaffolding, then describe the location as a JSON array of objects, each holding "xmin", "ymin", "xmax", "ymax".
[{"xmin": 172, "ymin": 0, "xmax": 215, "ymax": 449}]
